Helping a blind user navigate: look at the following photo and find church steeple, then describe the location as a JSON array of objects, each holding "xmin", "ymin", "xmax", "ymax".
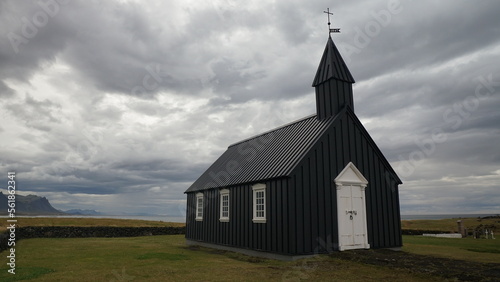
[{"xmin": 312, "ymin": 35, "xmax": 355, "ymax": 120}]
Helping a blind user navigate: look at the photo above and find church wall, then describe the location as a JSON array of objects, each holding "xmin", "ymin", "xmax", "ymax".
[
  {"xmin": 185, "ymin": 177, "xmax": 298, "ymax": 255},
  {"xmin": 289, "ymin": 111, "xmax": 402, "ymax": 253}
]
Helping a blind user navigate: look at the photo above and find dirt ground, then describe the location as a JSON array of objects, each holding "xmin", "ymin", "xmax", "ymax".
[{"xmin": 332, "ymin": 249, "xmax": 500, "ymax": 281}]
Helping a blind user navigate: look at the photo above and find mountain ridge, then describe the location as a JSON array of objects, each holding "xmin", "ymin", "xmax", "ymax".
[
  {"xmin": 65, "ymin": 209, "xmax": 102, "ymax": 215},
  {"xmin": 0, "ymin": 191, "xmax": 65, "ymax": 215}
]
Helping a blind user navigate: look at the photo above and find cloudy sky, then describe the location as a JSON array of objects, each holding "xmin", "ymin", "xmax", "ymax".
[{"xmin": 1, "ymin": 0, "xmax": 499, "ymax": 219}]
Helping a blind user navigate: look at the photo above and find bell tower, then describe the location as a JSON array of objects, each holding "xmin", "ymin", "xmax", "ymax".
[{"xmin": 312, "ymin": 9, "xmax": 355, "ymax": 120}]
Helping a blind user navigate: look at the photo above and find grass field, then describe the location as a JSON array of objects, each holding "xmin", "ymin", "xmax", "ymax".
[
  {"xmin": 0, "ymin": 235, "xmax": 440, "ymax": 281},
  {"xmin": 401, "ymin": 216, "xmax": 499, "ymax": 232},
  {"xmin": 0, "ymin": 217, "xmax": 498, "ymax": 281},
  {"xmin": 402, "ymin": 235, "xmax": 500, "ymax": 264}
]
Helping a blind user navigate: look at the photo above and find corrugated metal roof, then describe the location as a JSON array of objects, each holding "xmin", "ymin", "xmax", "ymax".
[
  {"xmin": 185, "ymin": 114, "xmax": 337, "ymax": 192},
  {"xmin": 312, "ymin": 36, "xmax": 355, "ymax": 86}
]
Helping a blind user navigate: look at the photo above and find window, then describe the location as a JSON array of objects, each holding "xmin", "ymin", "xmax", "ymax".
[
  {"xmin": 195, "ymin": 193, "xmax": 203, "ymax": 221},
  {"xmin": 219, "ymin": 189, "xmax": 230, "ymax": 222},
  {"xmin": 252, "ymin": 183, "xmax": 266, "ymax": 223}
]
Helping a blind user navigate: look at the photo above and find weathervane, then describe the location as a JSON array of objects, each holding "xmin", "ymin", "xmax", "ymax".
[{"xmin": 323, "ymin": 8, "xmax": 340, "ymax": 34}]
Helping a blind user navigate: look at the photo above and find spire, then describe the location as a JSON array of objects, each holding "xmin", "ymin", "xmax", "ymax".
[
  {"xmin": 312, "ymin": 36, "xmax": 355, "ymax": 87},
  {"xmin": 313, "ymin": 35, "xmax": 355, "ymax": 120}
]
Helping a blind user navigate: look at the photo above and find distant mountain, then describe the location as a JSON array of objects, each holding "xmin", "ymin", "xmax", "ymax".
[
  {"xmin": 64, "ymin": 209, "xmax": 103, "ymax": 215},
  {"xmin": 0, "ymin": 191, "xmax": 64, "ymax": 215}
]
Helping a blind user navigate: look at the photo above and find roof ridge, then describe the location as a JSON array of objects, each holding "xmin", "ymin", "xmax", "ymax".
[{"xmin": 228, "ymin": 114, "xmax": 318, "ymax": 148}]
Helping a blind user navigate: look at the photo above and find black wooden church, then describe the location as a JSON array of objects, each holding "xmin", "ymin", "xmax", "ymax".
[{"xmin": 185, "ymin": 33, "xmax": 402, "ymax": 259}]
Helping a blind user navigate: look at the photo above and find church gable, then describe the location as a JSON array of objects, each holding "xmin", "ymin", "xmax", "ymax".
[
  {"xmin": 290, "ymin": 106, "xmax": 401, "ymax": 186},
  {"xmin": 343, "ymin": 108, "xmax": 401, "ymax": 184},
  {"xmin": 287, "ymin": 106, "xmax": 402, "ymax": 251}
]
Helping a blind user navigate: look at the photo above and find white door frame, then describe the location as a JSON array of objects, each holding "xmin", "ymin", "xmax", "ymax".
[{"xmin": 335, "ymin": 162, "xmax": 370, "ymax": 251}]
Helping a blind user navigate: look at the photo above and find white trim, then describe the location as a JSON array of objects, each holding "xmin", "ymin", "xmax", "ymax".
[
  {"xmin": 252, "ymin": 183, "xmax": 266, "ymax": 190},
  {"xmin": 334, "ymin": 162, "xmax": 368, "ymax": 186},
  {"xmin": 195, "ymin": 192, "xmax": 203, "ymax": 221},
  {"xmin": 219, "ymin": 189, "xmax": 230, "ymax": 222},
  {"xmin": 252, "ymin": 183, "xmax": 266, "ymax": 223},
  {"xmin": 335, "ymin": 162, "xmax": 370, "ymax": 251}
]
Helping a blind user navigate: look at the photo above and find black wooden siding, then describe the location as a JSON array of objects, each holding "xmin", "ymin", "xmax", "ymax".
[
  {"xmin": 186, "ymin": 107, "xmax": 402, "ymax": 255},
  {"xmin": 315, "ymin": 78, "xmax": 354, "ymax": 120},
  {"xmin": 186, "ymin": 178, "xmax": 299, "ymax": 254}
]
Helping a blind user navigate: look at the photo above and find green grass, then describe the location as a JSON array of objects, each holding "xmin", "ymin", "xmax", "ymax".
[
  {"xmin": 0, "ymin": 235, "xmax": 437, "ymax": 281},
  {"xmin": 1, "ymin": 267, "xmax": 54, "ymax": 281},
  {"xmin": 136, "ymin": 252, "xmax": 189, "ymax": 261},
  {"xmin": 401, "ymin": 216, "xmax": 499, "ymax": 232},
  {"xmin": 0, "ymin": 217, "xmax": 497, "ymax": 280},
  {"xmin": 402, "ymin": 235, "xmax": 500, "ymax": 263}
]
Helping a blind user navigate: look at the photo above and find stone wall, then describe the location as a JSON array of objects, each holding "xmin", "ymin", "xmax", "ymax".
[
  {"xmin": 0, "ymin": 226, "xmax": 185, "ymax": 252},
  {"xmin": 401, "ymin": 229, "xmax": 445, "ymax": 235}
]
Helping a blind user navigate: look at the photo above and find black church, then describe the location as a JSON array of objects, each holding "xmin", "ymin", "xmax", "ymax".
[{"xmin": 184, "ymin": 34, "xmax": 402, "ymax": 260}]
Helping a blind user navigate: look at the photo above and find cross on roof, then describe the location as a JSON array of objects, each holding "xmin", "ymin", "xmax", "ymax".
[{"xmin": 323, "ymin": 8, "xmax": 340, "ymax": 34}]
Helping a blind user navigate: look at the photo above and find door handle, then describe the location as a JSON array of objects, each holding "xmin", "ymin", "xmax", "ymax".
[
  {"xmin": 346, "ymin": 210, "xmax": 357, "ymax": 215},
  {"xmin": 346, "ymin": 210, "xmax": 357, "ymax": 220}
]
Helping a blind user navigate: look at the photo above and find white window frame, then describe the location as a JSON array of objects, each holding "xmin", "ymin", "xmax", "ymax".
[
  {"xmin": 252, "ymin": 183, "xmax": 266, "ymax": 223},
  {"xmin": 195, "ymin": 192, "xmax": 203, "ymax": 221},
  {"xmin": 219, "ymin": 189, "xmax": 230, "ymax": 222}
]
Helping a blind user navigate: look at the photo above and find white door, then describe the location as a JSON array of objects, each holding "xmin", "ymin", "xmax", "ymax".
[
  {"xmin": 338, "ymin": 185, "xmax": 368, "ymax": 249},
  {"xmin": 335, "ymin": 162, "xmax": 370, "ymax": 251}
]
